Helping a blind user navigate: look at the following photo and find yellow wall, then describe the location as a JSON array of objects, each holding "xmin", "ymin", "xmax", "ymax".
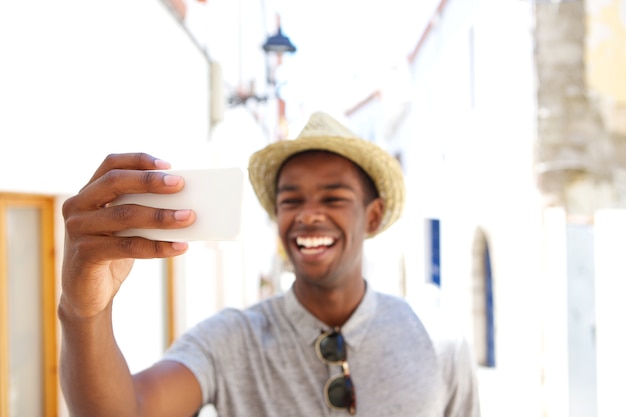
[{"xmin": 586, "ymin": 0, "xmax": 626, "ymax": 102}]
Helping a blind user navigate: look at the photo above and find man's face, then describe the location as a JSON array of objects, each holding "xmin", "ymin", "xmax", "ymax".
[{"xmin": 275, "ymin": 151, "xmax": 382, "ymax": 288}]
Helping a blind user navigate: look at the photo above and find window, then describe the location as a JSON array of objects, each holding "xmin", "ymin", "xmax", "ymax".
[
  {"xmin": 0, "ymin": 194, "xmax": 57, "ymax": 417},
  {"xmin": 426, "ymin": 218, "xmax": 441, "ymax": 287},
  {"xmin": 472, "ymin": 227, "xmax": 495, "ymax": 367}
]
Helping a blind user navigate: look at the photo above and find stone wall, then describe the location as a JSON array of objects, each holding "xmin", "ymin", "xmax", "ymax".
[{"xmin": 533, "ymin": 0, "xmax": 621, "ymax": 214}]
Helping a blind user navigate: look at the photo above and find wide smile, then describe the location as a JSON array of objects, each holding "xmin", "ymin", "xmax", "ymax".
[{"xmin": 295, "ymin": 235, "xmax": 337, "ymax": 255}]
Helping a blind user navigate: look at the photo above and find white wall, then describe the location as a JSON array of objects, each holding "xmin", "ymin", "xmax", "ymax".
[
  {"xmin": 0, "ymin": 0, "xmax": 212, "ymax": 196},
  {"xmin": 404, "ymin": 1, "xmax": 544, "ymax": 416},
  {"xmin": 594, "ymin": 209, "xmax": 626, "ymax": 417},
  {"xmin": 1, "ymin": 2, "xmax": 217, "ymax": 416}
]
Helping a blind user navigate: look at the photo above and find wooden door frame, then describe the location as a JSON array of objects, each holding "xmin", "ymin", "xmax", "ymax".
[{"xmin": 0, "ymin": 193, "xmax": 57, "ymax": 417}]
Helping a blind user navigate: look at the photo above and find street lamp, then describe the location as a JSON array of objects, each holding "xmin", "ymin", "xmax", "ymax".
[
  {"xmin": 262, "ymin": 26, "xmax": 297, "ymax": 54},
  {"xmin": 225, "ymin": 15, "xmax": 296, "ymax": 141},
  {"xmin": 227, "ymin": 20, "xmax": 296, "ymax": 107},
  {"xmin": 261, "ymin": 18, "xmax": 296, "ymax": 141}
]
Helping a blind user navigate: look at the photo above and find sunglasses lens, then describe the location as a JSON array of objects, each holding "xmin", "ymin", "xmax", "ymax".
[
  {"xmin": 318, "ymin": 332, "xmax": 346, "ymax": 362},
  {"xmin": 327, "ymin": 376, "xmax": 355, "ymax": 409}
]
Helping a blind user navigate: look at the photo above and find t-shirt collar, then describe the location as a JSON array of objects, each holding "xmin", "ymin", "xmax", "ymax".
[{"xmin": 284, "ymin": 281, "xmax": 377, "ymax": 350}]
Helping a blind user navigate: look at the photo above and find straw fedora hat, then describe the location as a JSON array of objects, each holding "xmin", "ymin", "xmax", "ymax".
[{"xmin": 248, "ymin": 111, "xmax": 405, "ymax": 237}]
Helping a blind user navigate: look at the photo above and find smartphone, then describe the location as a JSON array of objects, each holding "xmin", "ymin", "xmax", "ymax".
[{"xmin": 111, "ymin": 167, "xmax": 244, "ymax": 241}]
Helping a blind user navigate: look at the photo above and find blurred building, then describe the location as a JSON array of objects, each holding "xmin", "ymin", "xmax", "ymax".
[
  {"xmin": 346, "ymin": 1, "xmax": 626, "ymax": 416},
  {"xmin": 0, "ymin": 1, "xmax": 276, "ymax": 416}
]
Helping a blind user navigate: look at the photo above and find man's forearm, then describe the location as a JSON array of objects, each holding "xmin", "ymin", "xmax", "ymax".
[{"xmin": 58, "ymin": 300, "xmax": 140, "ymax": 417}]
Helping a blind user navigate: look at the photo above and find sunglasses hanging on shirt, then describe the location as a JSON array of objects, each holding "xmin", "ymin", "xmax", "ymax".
[{"xmin": 315, "ymin": 328, "xmax": 356, "ymax": 415}]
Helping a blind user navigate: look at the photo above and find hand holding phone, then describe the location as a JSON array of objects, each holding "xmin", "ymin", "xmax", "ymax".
[{"xmin": 111, "ymin": 168, "xmax": 244, "ymax": 241}]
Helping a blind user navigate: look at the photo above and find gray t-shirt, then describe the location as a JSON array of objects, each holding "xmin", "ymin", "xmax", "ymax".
[{"xmin": 163, "ymin": 284, "xmax": 477, "ymax": 416}]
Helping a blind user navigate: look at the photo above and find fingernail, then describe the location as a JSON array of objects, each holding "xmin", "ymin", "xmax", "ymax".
[
  {"xmin": 171, "ymin": 241, "xmax": 188, "ymax": 251},
  {"xmin": 154, "ymin": 159, "xmax": 171, "ymax": 169},
  {"xmin": 174, "ymin": 209, "xmax": 191, "ymax": 220},
  {"xmin": 163, "ymin": 175, "xmax": 182, "ymax": 186}
]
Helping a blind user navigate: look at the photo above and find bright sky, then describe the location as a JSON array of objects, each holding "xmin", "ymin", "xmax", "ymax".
[
  {"xmin": 192, "ymin": 0, "xmax": 441, "ymax": 114},
  {"xmin": 275, "ymin": 0, "xmax": 440, "ymax": 112}
]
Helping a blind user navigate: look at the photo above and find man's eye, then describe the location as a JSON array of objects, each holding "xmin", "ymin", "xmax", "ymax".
[
  {"xmin": 324, "ymin": 196, "xmax": 348, "ymax": 204},
  {"xmin": 278, "ymin": 198, "xmax": 300, "ymax": 206}
]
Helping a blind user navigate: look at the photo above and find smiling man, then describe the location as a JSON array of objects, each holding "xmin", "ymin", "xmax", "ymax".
[
  {"xmin": 58, "ymin": 112, "xmax": 480, "ymax": 417},
  {"xmin": 272, "ymin": 151, "xmax": 379, "ymax": 326}
]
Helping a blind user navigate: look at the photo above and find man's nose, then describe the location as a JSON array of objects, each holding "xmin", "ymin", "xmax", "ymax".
[{"xmin": 296, "ymin": 205, "xmax": 325, "ymax": 225}]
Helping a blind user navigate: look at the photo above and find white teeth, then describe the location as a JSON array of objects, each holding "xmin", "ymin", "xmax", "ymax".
[{"xmin": 296, "ymin": 236, "xmax": 334, "ymax": 248}]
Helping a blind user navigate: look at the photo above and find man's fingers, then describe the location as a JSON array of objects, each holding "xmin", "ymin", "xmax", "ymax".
[
  {"xmin": 65, "ymin": 205, "xmax": 195, "ymax": 237},
  {"xmin": 86, "ymin": 153, "xmax": 171, "ymax": 186},
  {"xmin": 61, "ymin": 151, "xmax": 193, "ymax": 261},
  {"xmin": 67, "ymin": 234, "xmax": 189, "ymax": 263},
  {"xmin": 66, "ymin": 169, "xmax": 185, "ymax": 214}
]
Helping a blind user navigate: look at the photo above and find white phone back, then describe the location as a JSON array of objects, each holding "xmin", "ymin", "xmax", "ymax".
[{"xmin": 111, "ymin": 168, "xmax": 244, "ymax": 241}]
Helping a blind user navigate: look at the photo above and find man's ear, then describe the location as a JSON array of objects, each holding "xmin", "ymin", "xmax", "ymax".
[{"xmin": 365, "ymin": 198, "xmax": 384, "ymax": 234}]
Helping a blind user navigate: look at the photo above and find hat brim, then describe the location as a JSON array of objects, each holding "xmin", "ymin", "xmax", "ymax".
[{"xmin": 248, "ymin": 135, "xmax": 405, "ymax": 237}]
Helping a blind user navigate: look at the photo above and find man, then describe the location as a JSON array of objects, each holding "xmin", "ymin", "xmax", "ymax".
[{"xmin": 59, "ymin": 111, "xmax": 480, "ymax": 416}]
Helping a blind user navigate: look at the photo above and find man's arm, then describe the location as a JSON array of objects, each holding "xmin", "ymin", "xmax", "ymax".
[
  {"xmin": 438, "ymin": 335, "xmax": 481, "ymax": 417},
  {"xmin": 58, "ymin": 301, "xmax": 203, "ymax": 417},
  {"xmin": 58, "ymin": 153, "xmax": 202, "ymax": 417}
]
